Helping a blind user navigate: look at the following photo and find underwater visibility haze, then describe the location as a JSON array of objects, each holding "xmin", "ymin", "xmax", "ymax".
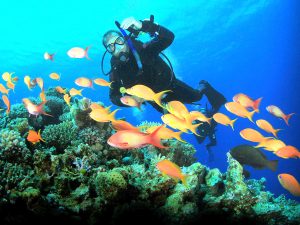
[{"xmin": 0, "ymin": 0, "xmax": 299, "ymax": 224}]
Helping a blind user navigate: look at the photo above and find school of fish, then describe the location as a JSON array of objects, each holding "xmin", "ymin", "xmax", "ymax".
[{"xmin": 0, "ymin": 49, "xmax": 298, "ymax": 195}]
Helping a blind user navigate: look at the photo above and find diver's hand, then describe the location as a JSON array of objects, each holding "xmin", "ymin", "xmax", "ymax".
[{"xmin": 121, "ymin": 17, "xmax": 142, "ymax": 31}]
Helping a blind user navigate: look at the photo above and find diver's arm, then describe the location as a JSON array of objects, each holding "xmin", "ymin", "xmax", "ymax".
[{"xmin": 141, "ymin": 20, "xmax": 175, "ymax": 54}]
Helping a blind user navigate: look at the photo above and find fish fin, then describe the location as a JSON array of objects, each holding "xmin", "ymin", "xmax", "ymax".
[
  {"xmin": 148, "ymin": 125, "xmax": 167, "ymax": 149},
  {"xmin": 108, "ymin": 109, "xmax": 121, "ymax": 122},
  {"xmin": 173, "ymin": 131, "xmax": 187, "ymax": 143},
  {"xmin": 50, "ymin": 53, "xmax": 55, "ymax": 61},
  {"xmin": 181, "ymin": 174, "xmax": 189, "ymax": 187},
  {"xmin": 253, "ymin": 97, "xmax": 263, "ymax": 112},
  {"xmin": 108, "ymin": 81, "xmax": 114, "ymax": 88},
  {"xmin": 230, "ymin": 118, "xmax": 238, "ymax": 131},
  {"xmin": 284, "ymin": 113, "xmax": 295, "ymax": 126},
  {"xmin": 85, "ymin": 46, "xmax": 91, "ymax": 60},
  {"xmin": 267, "ymin": 160, "xmax": 278, "ymax": 172},
  {"xmin": 247, "ymin": 110, "xmax": 256, "ymax": 123},
  {"xmin": 188, "ymin": 123, "xmax": 201, "ymax": 136},
  {"xmin": 38, "ymin": 129, "xmax": 46, "ymax": 142},
  {"xmin": 153, "ymin": 90, "xmax": 172, "ymax": 108},
  {"xmin": 273, "ymin": 129, "xmax": 283, "ymax": 138}
]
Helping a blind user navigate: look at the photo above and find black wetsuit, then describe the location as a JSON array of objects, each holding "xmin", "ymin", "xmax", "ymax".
[{"xmin": 109, "ymin": 20, "xmax": 203, "ymax": 113}]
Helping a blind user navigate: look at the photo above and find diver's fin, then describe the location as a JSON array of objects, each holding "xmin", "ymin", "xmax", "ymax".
[{"xmin": 202, "ymin": 82, "xmax": 227, "ymax": 112}]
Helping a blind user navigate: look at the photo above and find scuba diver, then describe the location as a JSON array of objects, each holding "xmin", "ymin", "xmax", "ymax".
[
  {"xmin": 194, "ymin": 103, "xmax": 219, "ymax": 162},
  {"xmin": 101, "ymin": 15, "xmax": 226, "ymax": 117}
]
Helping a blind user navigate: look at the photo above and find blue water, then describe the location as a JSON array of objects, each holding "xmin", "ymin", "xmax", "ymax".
[{"xmin": 0, "ymin": 0, "xmax": 299, "ymax": 201}]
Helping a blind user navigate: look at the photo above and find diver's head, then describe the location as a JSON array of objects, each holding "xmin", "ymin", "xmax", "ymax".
[{"xmin": 102, "ymin": 30, "xmax": 129, "ymax": 61}]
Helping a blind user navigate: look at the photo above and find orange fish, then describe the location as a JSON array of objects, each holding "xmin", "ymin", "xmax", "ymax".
[
  {"xmin": 89, "ymin": 108, "xmax": 119, "ymax": 123},
  {"xmin": 40, "ymin": 90, "xmax": 46, "ymax": 102},
  {"xmin": 278, "ymin": 174, "xmax": 300, "ymax": 196},
  {"xmin": 225, "ymin": 102, "xmax": 255, "ymax": 122},
  {"xmin": 189, "ymin": 110, "xmax": 212, "ymax": 125},
  {"xmin": 256, "ymin": 119, "xmax": 282, "ymax": 138},
  {"xmin": 63, "ymin": 94, "xmax": 71, "ymax": 107},
  {"xmin": 107, "ymin": 125, "xmax": 166, "ymax": 149},
  {"xmin": 93, "ymin": 78, "xmax": 113, "ymax": 88},
  {"xmin": 49, "ymin": 73, "xmax": 60, "ymax": 81},
  {"xmin": 161, "ymin": 113, "xmax": 200, "ymax": 135},
  {"xmin": 165, "ymin": 100, "xmax": 190, "ymax": 121},
  {"xmin": 75, "ymin": 77, "xmax": 93, "ymax": 88},
  {"xmin": 111, "ymin": 120, "xmax": 141, "ymax": 132},
  {"xmin": 36, "ymin": 77, "xmax": 44, "ymax": 90},
  {"xmin": 22, "ymin": 98, "xmax": 52, "ymax": 117},
  {"xmin": 27, "ymin": 129, "xmax": 45, "ymax": 144},
  {"xmin": 2, "ymin": 95, "xmax": 10, "ymax": 114},
  {"xmin": 0, "ymin": 83, "xmax": 10, "ymax": 95},
  {"xmin": 2, "ymin": 72, "xmax": 14, "ymax": 82},
  {"xmin": 12, "ymin": 76, "xmax": 19, "ymax": 82},
  {"xmin": 2, "ymin": 72, "xmax": 16, "ymax": 91},
  {"xmin": 120, "ymin": 85, "xmax": 171, "ymax": 108},
  {"xmin": 90, "ymin": 103, "xmax": 112, "ymax": 114},
  {"xmin": 275, "ymin": 146, "xmax": 300, "ymax": 159},
  {"xmin": 156, "ymin": 159, "xmax": 188, "ymax": 186},
  {"xmin": 240, "ymin": 128, "xmax": 272, "ymax": 143},
  {"xmin": 6, "ymin": 81, "xmax": 15, "ymax": 92},
  {"xmin": 120, "ymin": 95, "xmax": 144, "ymax": 110},
  {"xmin": 233, "ymin": 93, "xmax": 262, "ymax": 112},
  {"xmin": 55, "ymin": 86, "xmax": 66, "ymax": 94},
  {"xmin": 67, "ymin": 46, "xmax": 90, "ymax": 59},
  {"xmin": 213, "ymin": 113, "xmax": 237, "ymax": 130},
  {"xmin": 266, "ymin": 105, "xmax": 295, "ymax": 126},
  {"xmin": 44, "ymin": 52, "xmax": 55, "ymax": 61},
  {"xmin": 255, "ymin": 139, "xmax": 286, "ymax": 152},
  {"xmin": 24, "ymin": 76, "xmax": 37, "ymax": 90},
  {"xmin": 69, "ymin": 88, "xmax": 83, "ymax": 97},
  {"xmin": 146, "ymin": 125, "xmax": 186, "ymax": 143}
]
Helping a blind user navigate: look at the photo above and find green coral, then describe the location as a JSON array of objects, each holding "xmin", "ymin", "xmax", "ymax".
[
  {"xmin": 6, "ymin": 117, "xmax": 29, "ymax": 135},
  {"xmin": 0, "ymin": 128, "xmax": 32, "ymax": 163},
  {"xmin": 43, "ymin": 121, "xmax": 78, "ymax": 152},
  {"xmin": 95, "ymin": 170, "xmax": 127, "ymax": 200}
]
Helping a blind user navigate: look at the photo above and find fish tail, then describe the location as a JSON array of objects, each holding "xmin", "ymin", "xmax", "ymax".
[
  {"xmin": 108, "ymin": 81, "xmax": 114, "ymax": 88},
  {"xmin": 153, "ymin": 90, "xmax": 172, "ymax": 108},
  {"xmin": 85, "ymin": 46, "xmax": 91, "ymax": 60},
  {"xmin": 188, "ymin": 123, "xmax": 201, "ymax": 136},
  {"xmin": 267, "ymin": 160, "xmax": 278, "ymax": 171},
  {"xmin": 273, "ymin": 129, "xmax": 283, "ymax": 138},
  {"xmin": 50, "ymin": 53, "xmax": 55, "ymax": 61},
  {"xmin": 284, "ymin": 113, "xmax": 295, "ymax": 126},
  {"xmin": 173, "ymin": 131, "xmax": 187, "ymax": 143},
  {"xmin": 253, "ymin": 97, "xmax": 263, "ymax": 112},
  {"xmin": 247, "ymin": 110, "xmax": 256, "ymax": 123},
  {"xmin": 38, "ymin": 101, "xmax": 53, "ymax": 117},
  {"xmin": 79, "ymin": 89, "xmax": 84, "ymax": 96},
  {"xmin": 206, "ymin": 117, "xmax": 212, "ymax": 126},
  {"xmin": 38, "ymin": 129, "xmax": 46, "ymax": 142},
  {"xmin": 137, "ymin": 102, "xmax": 143, "ymax": 111},
  {"xmin": 148, "ymin": 125, "xmax": 167, "ymax": 149},
  {"xmin": 108, "ymin": 109, "xmax": 120, "ymax": 122},
  {"xmin": 181, "ymin": 174, "xmax": 189, "ymax": 187},
  {"xmin": 230, "ymin": 118, "xmax": 238, "ymax": 131},
  {"xmin": 42, "ymin": 111, "xmax": 54, "ymax": 117}
]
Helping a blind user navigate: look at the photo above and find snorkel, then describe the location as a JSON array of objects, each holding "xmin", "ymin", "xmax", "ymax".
[
  {"xmin": 101, "ymin": 19, "xmax": 145, "ymax": 76},
  {"xmin": 115, "ymin": 21, "xmax": 143, "ymax": 74}
]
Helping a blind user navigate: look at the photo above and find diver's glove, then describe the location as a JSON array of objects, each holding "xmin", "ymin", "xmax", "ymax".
[{"xmin": 121, "ymin": 17, "xmax": 142, "ymax": 31}]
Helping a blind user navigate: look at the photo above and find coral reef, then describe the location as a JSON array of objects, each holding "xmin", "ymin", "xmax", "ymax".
[{"xmin": 0, "ymin": 100, "xmax": 299, "ymax": 225}]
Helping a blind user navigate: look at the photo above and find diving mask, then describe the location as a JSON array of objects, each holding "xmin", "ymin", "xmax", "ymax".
[{"xmin": 106, "ymin": 36, "xmax": 125, "ymax": 53}]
